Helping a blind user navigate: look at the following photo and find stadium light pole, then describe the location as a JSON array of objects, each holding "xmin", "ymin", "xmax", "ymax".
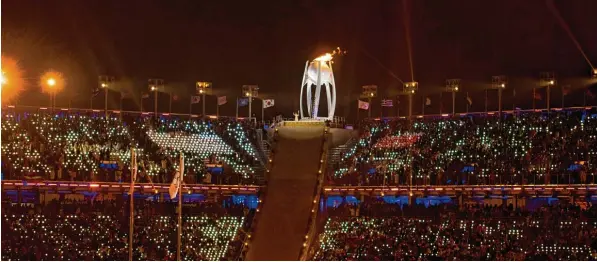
[
  {"xmin": 491, "ymin": 76, "xmax": 507, "ymax": 117},
  {"xmin": 41, "ymin": 71, "xmax": 64, "ymax": 113},
  {"xmin": 99, "ymin": 76, "xmax": 114, "ymax": 118},
  {"xmin": 149, "ymin": 79, "xmax": 164, "ymax": 118},
  {"xmin": 445, "ymin": 79, "xmax": 460, "ymax": 116},
  {"xmin": 404, "ymin": 82, "xmax": 418, "ymax": 123},
  {"xmin": 47, "ymin": 78, "xmax": 56, "ymax": 111},
  {"xmin": 540, "ymin": 72, "xmax": 556, "ymax": 112},
  {"xmin": 361, "ymin": 85, "xmax": 377, "ymax": 118},
  {"xmin": 196, "ymin": 82, "xmax": 212, "ymax": 117},
  {"xmin": 242, "ymin": 85, "xmax": 259, "ymax": 123},
  {"xmin": 403, "ymin": 81, "xmax": 418, "ymax": 200}
]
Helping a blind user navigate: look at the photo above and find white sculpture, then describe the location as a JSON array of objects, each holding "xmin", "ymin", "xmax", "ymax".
[
  {"xmin": 293, "ymin": 111, "xmax": 299, "ymax": 121},
  {"xmin": 299, "ymin": 53, "xmax": 337, "ymax": 120}
]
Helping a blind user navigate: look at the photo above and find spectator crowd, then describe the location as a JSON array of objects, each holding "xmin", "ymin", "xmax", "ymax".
[
  {"xmin": 1, "ymin": 195, "xmax": 254, "ymax": 261},
  {"xmin": 313, "ymin": 200, "xmax": 597, "ymax": 260},
  {"xmin": 330, "ymin": 109, "xmax": 597, "ymax": 186},
  {"xmin": 1, "ymin": 110, "xmax": 265, "ymax": 185}
]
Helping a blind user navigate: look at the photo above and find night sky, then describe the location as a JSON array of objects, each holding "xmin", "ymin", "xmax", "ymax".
[{"xmin": 2, "ymin": 0, "xmax": 597, "ymax": 120}]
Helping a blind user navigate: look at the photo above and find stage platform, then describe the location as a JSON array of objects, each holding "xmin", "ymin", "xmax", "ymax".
[{"xmin": 280, "ymin": 120, "xmax": 326, "ymax": 127}]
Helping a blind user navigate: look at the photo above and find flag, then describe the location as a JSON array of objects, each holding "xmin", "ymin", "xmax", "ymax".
[
  {"xmin": 172, "ymin": 94, "xmax": 179, "ymax": 101},
  {"xmin": 169, "ymin": 154, "xmax": 184, "ymax": 199},
  {"xmin": 358, "ymin": 100, "xmax": 369, "ymax": 110},
  {"xmin": 92, "ymin": 87, "xmax": 100, "ymax": 98},
  {"xmin": 191, "ymin": 96, "xmax": 201, "ymax": 104},
  {"xmin": 562, "ymin": 86, "xmax": 570, "ymax": 96},
  {"xmin": 238, "ymin": 98, "xmax": 249, "ymax": 107},
  {"xmin": 425, "ymin": 97, "xmax": 431, "ymax": 106},
  {"xmin": 587, "ymin": 89, "xmax": 595, "ymax": 98},
  {"xmin": 466, "ymin": 93, "xmax": 472, "ymax": 106},
  {"xmin": 381, "ymin": 99, "xmax": 393, "ymax": 107},
  {"xmin": 263, "ymin": 99, "xmax": 275, "ymax": 108},
  {"xmin": 217, "ymin": 96, "xmax": 227, "ymax": 106},
  {"xmin": 396, "ymin": 96, "xmax": 401, "ymax": 105},
  {"xmin": 121, "ymin": 91, "xmax": 131, "ymax": 99},
  {"xmin": 142, "ymin": 93, "xmax": 150, "ymax": 99},
  {"xmin": 533, "ymin": 92, "xmax": 543, "ymax": 100}
]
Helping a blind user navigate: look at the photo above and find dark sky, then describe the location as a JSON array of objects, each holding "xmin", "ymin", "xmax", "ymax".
[{"xmin": 2, "ymin": 0, "xmax": 597, "ymax": 119}]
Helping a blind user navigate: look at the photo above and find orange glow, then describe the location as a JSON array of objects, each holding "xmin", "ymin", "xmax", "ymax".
[
  {"xmin": 314, "ymin": 53, "xmax": 333, "ymax": 62},
  {"xmin": 1, "ymin": 55, "xmax": 26, "ymax": 103},
  {"xmin": 40, "ymin": 70, "xmax": 65, "ymax": 94}
]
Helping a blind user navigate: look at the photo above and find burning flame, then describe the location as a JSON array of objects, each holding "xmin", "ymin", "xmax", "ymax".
[
  {"xmin": 314, "ymin": 53, "xmax": 333, "ymax": 62},
  {"xmin": 313, "ymin": 47, "xmax": 347, "ymax": 62}
]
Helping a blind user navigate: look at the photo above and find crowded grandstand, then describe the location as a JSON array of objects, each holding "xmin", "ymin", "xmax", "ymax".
[{"xmin": 3, "ymin": 108, "xmax": 597, "ymax": 260}]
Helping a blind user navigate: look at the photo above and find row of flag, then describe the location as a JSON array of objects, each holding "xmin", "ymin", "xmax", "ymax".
[
  {"xmin": 358, "ymin": 88, "xmax": 596, "ymax": 110},
  {"xmin": 136, "ymin": 94, "xmax": 277, "ymax": 108},
  {"xmin": 235, "ymin": 98, "xmax": 275, "ymax": 108},
  {"xmin": 358, "ymin": 99, "xmax": 396, "ymax": 110},
  {"xmin": 93, "ymin": 89, "xmax": 276, "ymax": 108}
]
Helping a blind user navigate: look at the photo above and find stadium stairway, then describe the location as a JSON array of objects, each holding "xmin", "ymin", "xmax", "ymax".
[{"xmin": 246, "ymin": 126, "xmax": 324, "ymax": 261}]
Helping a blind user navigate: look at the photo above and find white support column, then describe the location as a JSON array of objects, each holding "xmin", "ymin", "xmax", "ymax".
[
  {"xmin": 300, "ymin": 61, "xmax": 309, "ymax": 119},
  {"xmin": 313, "ymin": 61, "xmax": 322, "ymax": 118}
]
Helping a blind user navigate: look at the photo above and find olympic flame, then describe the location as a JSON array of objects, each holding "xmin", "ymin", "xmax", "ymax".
[
  {"xmin": 313, "ymin": 47, "xmax": 347, "ymax": 62},
  {"xmin": 314, "ymin": 53, "xmax": 333, "ymax": 62}
]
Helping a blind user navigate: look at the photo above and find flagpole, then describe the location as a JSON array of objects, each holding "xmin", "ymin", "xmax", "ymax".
[
  {"xmin": 202, "ymin": 92, "xmax": 206, "ymax": 117},
  {"xmin": 236, "ymin": 97, "xmax": 239, "ymax": 120},
  {"xmin": 368, "ymin": 97, "xmax": 371, "ymax": 118},
  {"xmin": 513, "ymin": 88, "xmax": 516, "ymax": 111},
  {"xmin": 562, "ymin": 87, "xmax": 565, "ymax": 108},
  {"xmin": 249, "ymin": 96, "xmax": 253, "ymax": 123},
  {"xmin": 484, "ymin": 89, "xmax": 488, "ymax": 114},
  {"xmin": 466, "ymin": 92, "xmax": 469, "ymax": 113},
  {"xmin": 262, "ymin": 99, "xmax": 265, "ymax": 127},
  {"xmin": 169, "ymin": 92, "xmax": 173, "ymax": 114},
  {"xmin": 177, "ymin": 152, "xmax": 183, "ymax": 261},
  {"xmin": 533, "ymin": 88, "xmax": 536, "ymax": 110},
  {"xmin": 189, "ymin": 97, "xmax": 193, "ymax": 119},
  {"xmin": 129, "ymin": 147, "xmax": 136, "ymax": 261},
  {"xmin": 120, "ymin": 94, "xmax": 124, "ymax": 122},
  {"xmin": 439, "ymin": 92, "xmax": 443, "ymax": 115},
  {"xmin": 217, "ymin": 103, "xmax": 220, "ymax": 119},
  {"xmin": 356, "ymin": 100, "xmax": 360, "ymax": 123},
  {"xmin": 396, "ymin": 96, "xmax": 400, "ymax": 117}
]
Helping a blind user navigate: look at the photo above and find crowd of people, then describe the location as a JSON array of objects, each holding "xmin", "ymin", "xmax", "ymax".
[
  {"xmin": 329, "ymin": 109, "xmax": 597, "ymax": 186},
  {"xmin": 1, "ymin": 110, "xmax": 264, "ymax": 185},
  {"xmin": 312, "ymin": 200, "xmax": 597, "ymax": 260},
  {"xmin": 1, "ymin": 195, "xmax": 254, "ymax": 261}
]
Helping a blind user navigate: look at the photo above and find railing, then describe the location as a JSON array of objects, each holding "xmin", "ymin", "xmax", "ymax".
[
  {"xmin": 323, "ymin": 184, "xmax": 597, "ymax": 196},
  {"xmin": 299, "ymin": 127, "xmax": 330, "ymax": 260},
  {"xmin": 255, "ymin": 130, "xmax": 269, "ymax": 165},
  {"xmin": 238, "ymin": 127, "xmax": 278, "ymax": 259},
  {"xmin": 1, "ymin": 180, "xmax": 263, "ymax": 194}
]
